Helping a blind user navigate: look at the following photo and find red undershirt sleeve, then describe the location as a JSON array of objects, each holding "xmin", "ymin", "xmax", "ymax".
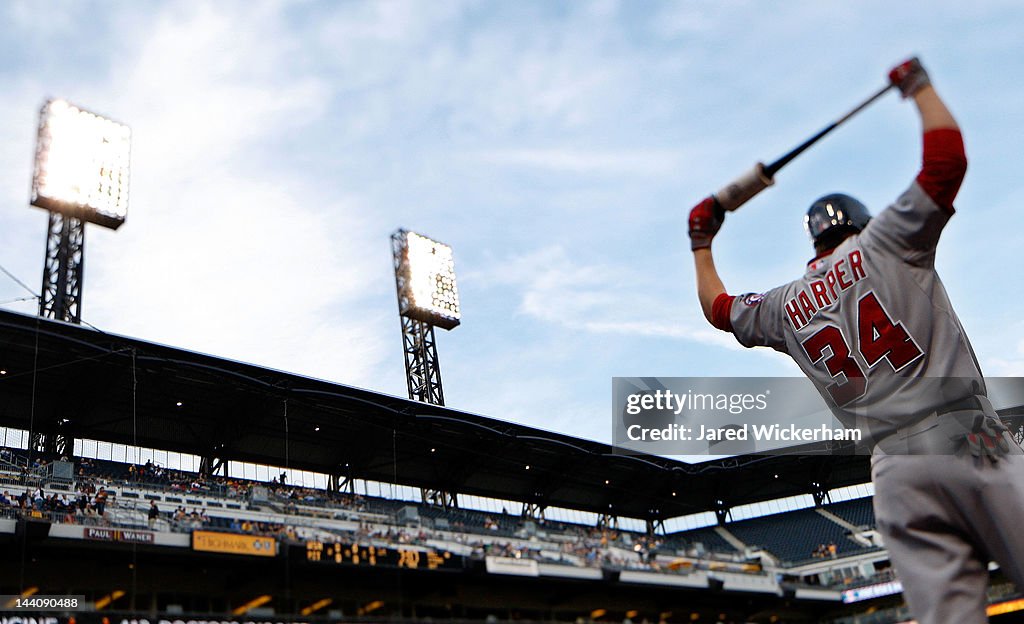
[
  {"xmin": 915, "ymin": 128, "xmax": 967, "ymax": 213},
  {"xmin": 711, "ymin": 293, "xmax": 735, "ymax": 332}
]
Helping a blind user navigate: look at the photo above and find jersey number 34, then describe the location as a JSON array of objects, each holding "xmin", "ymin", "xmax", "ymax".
[{"xmin": 800, "ymin": 292, "xmax": 924, "ymax": 406}]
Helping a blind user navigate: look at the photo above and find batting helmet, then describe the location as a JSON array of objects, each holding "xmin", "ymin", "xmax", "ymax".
[{"xmin": 804, "ymin": 193, "xmax": 871, "ymax": 249}]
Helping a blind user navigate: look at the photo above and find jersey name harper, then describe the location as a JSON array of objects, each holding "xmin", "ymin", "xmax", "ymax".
[{"xmin": 785, "ymin": 249, "xmax": 867, "ymax": 331}]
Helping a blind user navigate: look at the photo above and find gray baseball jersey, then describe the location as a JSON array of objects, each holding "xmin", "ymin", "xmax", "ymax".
[{"xmin": 728, "ymin": 182, "xmax": 984, "ymax": 439}]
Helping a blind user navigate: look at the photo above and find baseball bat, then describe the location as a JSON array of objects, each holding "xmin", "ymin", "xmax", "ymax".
[{"xmin": 714, "ymin": 83, "xmax": 895, "ymax": 213}]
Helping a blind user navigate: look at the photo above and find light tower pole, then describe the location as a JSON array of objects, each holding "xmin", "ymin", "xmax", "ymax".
[
  {"xmin": 391, "ymin": 229, "xmax": 461, "ymax": 406},
  {"xmin": 28, "ymin": 98, "xmax": 131, "ymax": 453},
  {"xmin": 397, "ymin": 308, "xmax": 445, "ymax": 405},
  {"xmin": 39, "ymin": 213, "xmax": 86, "ymax": 323}
]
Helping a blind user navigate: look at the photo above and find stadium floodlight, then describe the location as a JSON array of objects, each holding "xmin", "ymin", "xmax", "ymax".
[
  {"xmin": 391, "ymin": 229, "xmax": 461, "ymax": 406},
  {"xmin": 31, "ymin": 98, "xmax": 131, "ymax": 230},
  {"xmin": 392, "ymin": 229, "xmax": 461, "ymax": 330}
]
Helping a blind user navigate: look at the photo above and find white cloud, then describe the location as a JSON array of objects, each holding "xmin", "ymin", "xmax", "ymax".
[
  {"xmin": 42, "ymin": 2, "xmax": 401, "ymax": 390},
  {"xmin": 487, "ymin": 246, "xmax": 739, "ymax": 350},
  {"xmin": 113, "ymin": 5, "xmax": 329, "ymax": 178},
  {"xmin": 472, "ymin": 148, "xmax": 685, "ymax": 176},
  {"xmin": 647, "ymin": 3, "xmax": 726, "ymax": 38}
]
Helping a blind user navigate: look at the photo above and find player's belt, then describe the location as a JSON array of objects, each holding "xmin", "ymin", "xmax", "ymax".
[
  {"xmin": 873, "ymin": 395, "xmax": 988, "ymax": 456},
  {"xmin": 932, "ymin": 395, "xmax": 983, "ymax": 417},
  {"xmin": 902, "ymin": 395, "xmax": 985, "ymax": 429}
]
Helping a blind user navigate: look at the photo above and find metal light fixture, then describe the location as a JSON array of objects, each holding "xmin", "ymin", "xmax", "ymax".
[
  {"xmin": 391, "ymin": 229, "xmax": 461, "ymax": 406},
  {"xmin": 393, "ymin": 230, "xmax": 460, "ymax": 330},
  {"xmin": 32, "ymin": 98, "xmax": 131, "ymax": 230}
]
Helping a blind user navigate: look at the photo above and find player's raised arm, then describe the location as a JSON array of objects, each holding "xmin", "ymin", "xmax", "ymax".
[
  {"xmin": 889, "ymin": 58, "xmax": 967, "ymax": 212},
  {"xmin": 688, "ymin": 198, "xmax": 731, "ymax": 329},
  {"xmin": 890, "ymin": 58, "xmax": 958, "ymax": 132}
]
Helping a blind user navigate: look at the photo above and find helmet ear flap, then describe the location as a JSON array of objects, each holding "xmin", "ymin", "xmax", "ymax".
[
  {"xmin": 814, "ymin": 225, "xmax": 860, "ymax": 252},
  {"xmin": 805, "ymin": 193, "xmax": 871, "ymax": 248}
]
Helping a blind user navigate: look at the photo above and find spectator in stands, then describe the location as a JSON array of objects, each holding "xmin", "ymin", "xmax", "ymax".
[
  {"xmin": 32, "ymin": 487, "xmax": 45, "ymax": 510},
  {"xmin": 94, "ymin": 487, "xmax": 108, "ymax": 517},
  {"xmin": 63, "ymin": 502, "xmax": 77, "ymax": 524},
  {"xmin": 82, "ymin": 502, "xmax": 98, "ymax": 524},
  {"xmin": 148, "ymin": 500, "xmax": 160, "ymax": 529}
]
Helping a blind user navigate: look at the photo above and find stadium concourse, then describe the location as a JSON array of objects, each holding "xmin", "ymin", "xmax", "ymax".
[{"xmin": 0, "ymin": 308, "xmax": 1022, "ymax": 624}]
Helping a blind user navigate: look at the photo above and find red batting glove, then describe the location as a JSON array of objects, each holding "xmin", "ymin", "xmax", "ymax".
[
  {"xmin": 888, "ymin": 57, "xmax": 931, "ymax": 99},
  {"xmin": 688, "ymin": 197, "xmax": 724, "ymax": 251},
  {"xmin": 966, "ymin": 414, "xmax": 1011, "ymax": 463}
]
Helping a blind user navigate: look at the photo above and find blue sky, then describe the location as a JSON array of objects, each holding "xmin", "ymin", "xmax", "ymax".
[{"xmin": 1, "ymin": 1, "xmax": 1023, "ymax": 447}]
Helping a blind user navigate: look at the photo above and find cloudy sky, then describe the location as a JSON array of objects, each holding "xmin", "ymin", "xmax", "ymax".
[{"xmin": 2, "ymin": 1, "xmax": 1023, "ymax": 447}]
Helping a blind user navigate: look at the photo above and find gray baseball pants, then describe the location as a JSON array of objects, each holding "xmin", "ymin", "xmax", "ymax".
[{"xmin": 872, "ymin": 451, "xmax": 1024, "ymax": 624}]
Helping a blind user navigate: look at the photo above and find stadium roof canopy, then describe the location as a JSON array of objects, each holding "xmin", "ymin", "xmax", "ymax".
[{"xmin": 0, "ymin": 308, "xmax": 871, "ymax": 521}]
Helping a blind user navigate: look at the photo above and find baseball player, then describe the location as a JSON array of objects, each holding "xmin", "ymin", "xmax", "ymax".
[{"xmin": 688, "ymin": 58, "xmax": 1024, "ymax": 623}]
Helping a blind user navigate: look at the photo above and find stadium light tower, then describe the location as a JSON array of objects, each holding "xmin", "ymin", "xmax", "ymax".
[
  {"xmin": 31, "ymin": 98, "xmax": 131, "ymax": 324},
  {"xmin": 391, "ymin": 229, "xmax": 461, "ymax": 406}
]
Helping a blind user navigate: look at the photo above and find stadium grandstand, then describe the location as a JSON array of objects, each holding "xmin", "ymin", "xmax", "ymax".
[{"xmin": 1, "ymin": 307, "xmax": 1023, "ymax": 624}]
